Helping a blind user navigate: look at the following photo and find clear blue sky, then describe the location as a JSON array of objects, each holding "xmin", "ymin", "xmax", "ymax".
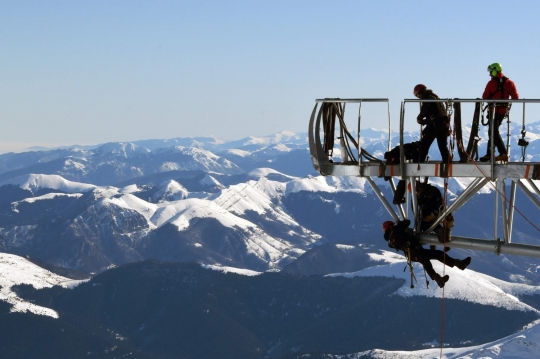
[{"xmin": 1, "ymin": 1, "xmax": 539, "ymax": 153}]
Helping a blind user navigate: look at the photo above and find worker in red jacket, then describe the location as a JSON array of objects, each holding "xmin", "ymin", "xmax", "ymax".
[{"xmin": 480, "ymin": 63, "xmax": 519, "ymax": 162}]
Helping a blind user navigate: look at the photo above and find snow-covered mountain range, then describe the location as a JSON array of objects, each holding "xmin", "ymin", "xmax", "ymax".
[{"xmin": 0, "ymin": 123, "xmax": 539, "ymax": 358}]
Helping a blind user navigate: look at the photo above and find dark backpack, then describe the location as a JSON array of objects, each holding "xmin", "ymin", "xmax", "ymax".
[{"xmin": 384, "ymin": 141, "xmax": 421, "ymax": 164}]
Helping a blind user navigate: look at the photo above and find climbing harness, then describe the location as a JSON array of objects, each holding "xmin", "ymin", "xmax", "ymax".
[
  {"xmin": 447, "ymin": 100, "xmax": 455, "ymax": 162},
  {"xmin": 405, "ymin": 245, "xmax": 418, "ymax": 289},
  {"xmin": 518, "ymin": 103, "xmax": 529, "ymax": 162}
]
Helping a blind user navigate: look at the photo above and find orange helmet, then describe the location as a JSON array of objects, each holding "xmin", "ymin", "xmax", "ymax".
[
  {"xmin": 413, "ymin": 84, "xmax": 426, "ymax": 97},
  {"xmin": 382, "ymin": 221, "xmax": 394, "ymax": 232}
]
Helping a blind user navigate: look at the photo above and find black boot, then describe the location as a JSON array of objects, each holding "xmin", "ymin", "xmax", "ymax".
[
  {"xmin": 456, "ymin": 257, "xmax": 471, "ymax": 270},
  {"xmin": 433, "ymin": 273, "xmax": 449, "ymax": 288},
  {"xmin": 436, "ymin": 227, "xmax": 445, "ymax": 243},
  {"xmin": 393, "ymin": 180, "xmax": 406, "ymax": 204}
]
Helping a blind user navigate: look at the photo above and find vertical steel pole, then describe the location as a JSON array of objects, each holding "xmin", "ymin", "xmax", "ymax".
[
  {"xmin": 411, "ymin": 177, "xmax": 419, "ymax": 229},
  {"xmin": 387, "ymin": 101, "xmax": 392, "ymax": 151},
  {"xmin": 501, "ymin": 179, "xmax": 508, "ymax": 244},
  {"xmin": 507, "ymin": 181, "xmax": 517, "ymax": 244},
  {"xmin": 357, "ymin": 101, "xmax": 362, "ymax": 168},
  {"xmin": 405, "ymin": 179, "xmax": 410, "ymax": 220},
  {"xmin": 490, "ymin": 107, "xmax": 495, "ymax": 181},
  {"xmin": 399, "ymin": 102, "xmax": 405, "ymax": 180},
  {"xmin": 494, "ymin": 179, "xmax": 499, "ymax": 242}
]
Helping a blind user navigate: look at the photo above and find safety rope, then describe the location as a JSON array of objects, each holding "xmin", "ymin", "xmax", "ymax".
[
  {"xmin": 455, "ymin": 137, "xmax": 540, "ymax": 232},
  {"xmin": 360, "ymin": 148, "xmax": 383, "ymax": 163},
  {"xmin": 406, "ymin": 247, "xmax": 417, "ymax": 288},
  {"xmin": 505, "ymin": 111, "xmax": 511, "ymax": 152},
  {"xmin": 438, "ymin": 107, "xmax": 540, "ymax": 357},
  {"xmin": 447, "ymin": 101, "xmax": 455, "ymax": 162},
  {"xmin": 438, "ymin": 104, "xmax": 456, "ymax": 357},
  {"xmin": 320, "ymin": 102, "xmax": 359, "ymax": 163}
]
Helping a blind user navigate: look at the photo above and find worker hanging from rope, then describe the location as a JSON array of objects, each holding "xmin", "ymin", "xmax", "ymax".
[{"xmin": 382, "ymin": 220, "xmax": 471, "ymax": 288}]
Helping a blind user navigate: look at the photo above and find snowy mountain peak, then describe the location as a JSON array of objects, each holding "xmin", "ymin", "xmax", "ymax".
[
  {"xmin": 153, "ymin": 180, "xmax": 188, "ymax": 202},
  {"xmin": 95, "ymin": 142, "xmax": 150, "ymax": 157},
  {"xmin": 0, "ymin": 174, "xmax": 96, "ymax": 194},
  {"xmin": 199, "ymin": 174, "xmax": 224, "ymax": 189}
]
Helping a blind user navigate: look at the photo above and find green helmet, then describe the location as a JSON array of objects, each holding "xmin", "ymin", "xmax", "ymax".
[{"xmin": 487, "ymin": 63, "xmax": 503, "ymax": 76}]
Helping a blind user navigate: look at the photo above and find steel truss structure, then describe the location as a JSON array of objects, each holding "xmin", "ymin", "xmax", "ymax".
[{"xmin": 308, "ymin": 98, "xmax": 540, "ymax": 258}]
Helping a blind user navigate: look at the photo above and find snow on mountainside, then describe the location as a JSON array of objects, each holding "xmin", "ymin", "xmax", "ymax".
[
  {"xmin": 0, "ymin": 172, "xmax": 330, "ymax": 271},
  {"xmin": 201, "ymin": 263, "xmax": 262, "ymax": 276},
  {"xmin": 0, "ymin": 174, "xmax": 96, "ymax": 194},
  {"xmin": 0, "ymin": 125, "xmax": 538, "ymax": 274},
  {"xmin": 0, "ymin": 127, "xmax": 538, "ymax": 357},
  {"xmin": 354, "ymin": 319, "xmax": 540, "ymax": 358},
  {"xmin": 1, "ymin": 121, "xmax": 540, "ymax": 187},
  {"xmin": 330, "ymin": 250, "xmax": 540, "ymax": 313},
  {"xmin": 285, "ymin": 175, "xmax": 369, "ymax": 195},
  {"xmin": 0, "ymin": 253, "xmax": 85, "ymax": 318}
]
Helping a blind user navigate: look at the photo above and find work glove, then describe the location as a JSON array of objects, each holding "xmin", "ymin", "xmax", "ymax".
[
  {"xmin": 423, "ymin": 212, "xmax": 437, "ymax": 222},
  {"xmin": 444, "ymin": 213, "xmax": 455, "ymax": 229}
]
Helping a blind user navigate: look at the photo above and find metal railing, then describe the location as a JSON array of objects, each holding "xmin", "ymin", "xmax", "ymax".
[{"xmin": 308, "ymin": 97, "xmax": 540, "ymax": 258}]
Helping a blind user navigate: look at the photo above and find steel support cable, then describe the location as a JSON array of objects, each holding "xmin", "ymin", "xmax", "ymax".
[
  {"xmin": 319, "ymin": 102, "xmax": 358, "ymax": 163},
  {"xmin": 454, "ymin": 136, "xmax": 540, "ymax": 233},
  {"xmin": 438, "ymin": 102, "xmax": 456, "ymax": 358},
  {"xmin": 520, "ymin": 103, "xmax": 529, "ymax": 162},
  {"xmin": 333, "ymin": 102, "xmax": 359, "ymax": 163}
]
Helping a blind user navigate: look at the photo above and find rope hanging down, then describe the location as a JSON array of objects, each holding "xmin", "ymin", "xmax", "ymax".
[
  {"xmin": 320, "ymin": 102, "xmax": 358, "ymax": 163},
  {"xmin": 320, "ymin": 101, "xmax": 387, "ymax": 167},
  {"xmin": 518, "ymin": 102, "xmax": 529, "ymax": 162}
]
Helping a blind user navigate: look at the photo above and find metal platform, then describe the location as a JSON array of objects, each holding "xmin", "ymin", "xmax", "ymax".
[
  {"xmin": 316, "ymin": 161, "xmax": 540, "ymax": 179},
  {"xmin": 308, "ymin": 98, "xmax": 540, "ymax": 258}
]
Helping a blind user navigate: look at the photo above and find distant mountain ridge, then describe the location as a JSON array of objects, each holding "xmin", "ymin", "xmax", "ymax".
[
  {"xmin": 0, "ymin": 121, "xmax": 538, "ymax": 280},
  {"xmin": 0, "ymin": 124, "xmax": 540, "ymax": 358}
]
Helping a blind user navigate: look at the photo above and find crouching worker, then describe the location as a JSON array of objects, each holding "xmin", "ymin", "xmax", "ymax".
[
  {"xmin": 382, "ymin": 219, "xmax": 471, "ymax": 288},
  {"xmin": 413, "ymin": 181, "xmax": 454, "ymax": 248}
]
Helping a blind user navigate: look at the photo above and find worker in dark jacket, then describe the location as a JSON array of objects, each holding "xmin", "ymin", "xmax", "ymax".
[
  {"xmin": 480, "ymin": 63, "xmax": 519, "ymax": 162},
  {"xmin": 413, "ymin": 181, "xmax": 454, "ymax": 245},
  {"xmin": 382, "ymin": 219, "xmax": 470, "ymax": 288},
  {"xmin": 414, "ymin": 84, "xmax": 450, "ymax": 163}
]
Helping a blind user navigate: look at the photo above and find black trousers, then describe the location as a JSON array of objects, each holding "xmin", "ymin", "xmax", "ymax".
[
  {"xmin": 411, "ymin": 246, "xmax": 457, "ymax": 280},
  {"xmin": 485, "ymin": 113, "xmax": 507, "ymax": 156},
  {"xmin": 420, "ymin": 123, "xmax": 449, "ymax": 162}
]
